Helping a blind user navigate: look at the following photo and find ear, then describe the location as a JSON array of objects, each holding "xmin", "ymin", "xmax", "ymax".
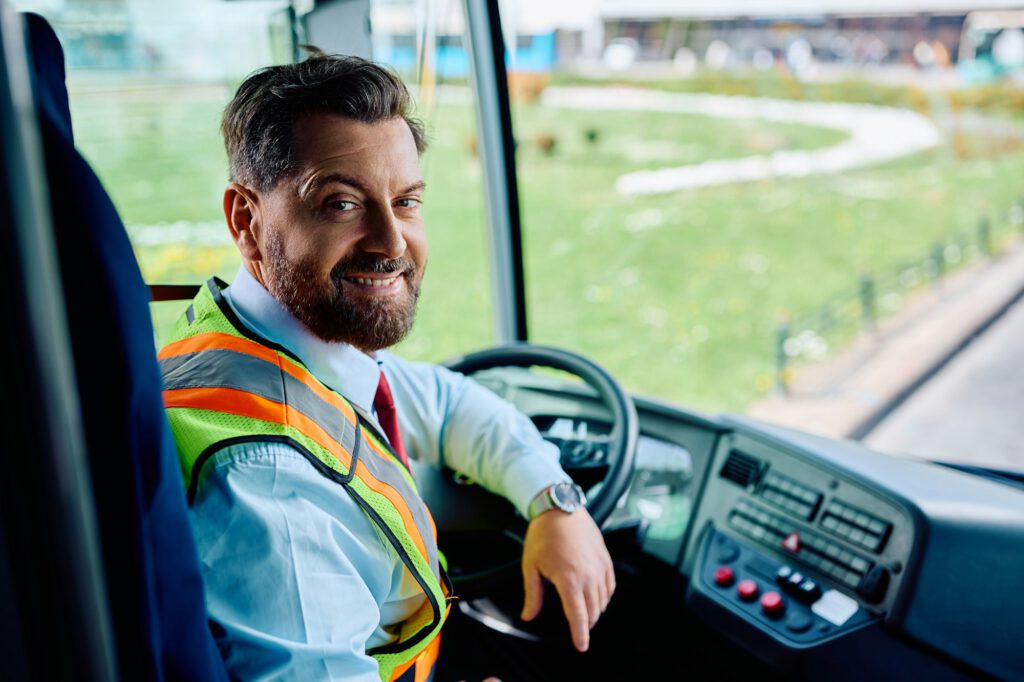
[{"xmin": 224, "ymin": 183, "xmax": 263, "ymax": 262}]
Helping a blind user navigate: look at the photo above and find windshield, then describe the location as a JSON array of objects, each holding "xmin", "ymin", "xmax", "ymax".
[
  {"xmin": 506, "ymin": 1, "xmax": 1024, "ymax": 475},
  {"xmin": 15, "ymin": 0, "xmax": 1023, "ymax": 476}
]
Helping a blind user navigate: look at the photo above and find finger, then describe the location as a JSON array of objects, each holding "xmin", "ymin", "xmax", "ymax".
[
  {"xmin": 605, "ymin": 565, "xmax": 617, "ymax": 606},
  {"xmin": 585, "ymin": 583, "xmax": 601, "ymax": 629},
  {"xmin": 559, "ymin": 586, "xmax": 590, "ymax": 652},
  {"xmin": 521, "ymin": 567, "xmax": 544, "ymax": 621},
  {"xmin": 597, "ymin": 578, "xmax": 609, "ymax": 614}
]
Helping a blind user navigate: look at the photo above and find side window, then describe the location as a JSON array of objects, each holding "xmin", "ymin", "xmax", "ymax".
[{"xmin": 14, "ymin": 1, "xmax": 281, "ymax": 338}]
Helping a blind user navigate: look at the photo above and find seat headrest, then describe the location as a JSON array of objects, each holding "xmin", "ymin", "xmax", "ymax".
[{"xmin": 24, "ymin": 12, "xmax": 73, "ymax": 142}]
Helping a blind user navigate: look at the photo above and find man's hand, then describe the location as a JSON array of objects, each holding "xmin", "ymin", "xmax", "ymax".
[{"xmin": 520, "ymin": 508, "xmax": 615, "ymax": 653}]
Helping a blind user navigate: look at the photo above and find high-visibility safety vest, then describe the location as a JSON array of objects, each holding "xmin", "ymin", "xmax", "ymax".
[{"xmin": 159, "ymin": 278, "xmax": 451, "ymax": 682}]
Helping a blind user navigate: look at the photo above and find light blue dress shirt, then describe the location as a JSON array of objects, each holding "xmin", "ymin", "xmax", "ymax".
[{"xmin": 188, "ymin": 267, "xmax": 568, "ymax": 681}]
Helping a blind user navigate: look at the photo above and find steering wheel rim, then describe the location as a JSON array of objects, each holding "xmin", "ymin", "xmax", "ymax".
[{"xmin": 443, "ymin": 342, "xmax": 639, "ymax": 527}]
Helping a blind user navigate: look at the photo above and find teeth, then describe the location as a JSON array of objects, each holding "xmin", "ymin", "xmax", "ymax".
[{"xmin": 350, "ymin": 276, "xmax": 398, "ymax": 287}]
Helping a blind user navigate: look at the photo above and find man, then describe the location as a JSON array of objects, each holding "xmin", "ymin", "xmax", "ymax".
[{"xmin": 160, "ymin": 53, "xmax": 615, "ymax": 681}]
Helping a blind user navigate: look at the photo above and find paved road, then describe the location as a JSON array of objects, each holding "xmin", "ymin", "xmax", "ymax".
[{"xmin": 865, "ymin": 297, "xmax": 1024, "ymax": 472}]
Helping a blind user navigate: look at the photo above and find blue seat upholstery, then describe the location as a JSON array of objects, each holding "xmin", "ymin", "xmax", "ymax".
[{"xmin": 23, "ymin": 14, "xmax": 227, "ymax": 681}]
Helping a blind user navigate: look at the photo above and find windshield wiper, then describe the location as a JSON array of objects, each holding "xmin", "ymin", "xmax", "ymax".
[{"xmin": 934, "ymin": 461, "xmax": 1024, "ymax": 492}]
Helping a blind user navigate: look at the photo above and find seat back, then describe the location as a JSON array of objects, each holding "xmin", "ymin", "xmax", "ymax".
[{"xmin": 22, "ymin": 13, "xmax": 226, "ymax": 681}]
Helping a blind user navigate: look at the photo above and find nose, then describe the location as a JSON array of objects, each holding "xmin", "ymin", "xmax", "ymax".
[{"xmin": 358, "ymin": 205, "xmax": 407, "ymax": 259}]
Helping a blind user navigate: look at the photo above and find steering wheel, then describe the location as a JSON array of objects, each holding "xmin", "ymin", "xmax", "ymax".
[
  {"xmin": 445, "ymin": 343, "xmax": 638, "ymax": 527},
  {"xmin": 415, "ymin": 343, "xmax": 638, "ymax": 600}
]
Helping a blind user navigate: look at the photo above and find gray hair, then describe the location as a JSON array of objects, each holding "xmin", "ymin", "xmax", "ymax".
[{"xmin": 222, "ymin": 50, "xmax": 426, "ymax": 191}]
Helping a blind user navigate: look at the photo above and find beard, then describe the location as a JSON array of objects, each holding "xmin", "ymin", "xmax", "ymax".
[{"xmin": 262, "ymin": 231, "xmax": 422, "ymax": 351}]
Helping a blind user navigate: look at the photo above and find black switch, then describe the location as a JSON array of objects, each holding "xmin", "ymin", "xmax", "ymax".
[
  {"xmin": 857, "ymin": 566, "xmax": 890, "ymax": 604},
  {"xmin": 715, "ymin": 540, "xmax": 740, "ymax": 564},
  {"xmin": 796, "ymin": 579, "xmax": 823, "ymax": 604},
  {"xmin": 785, "ymin": 611, "xmax": 813, "ymax": 634}
]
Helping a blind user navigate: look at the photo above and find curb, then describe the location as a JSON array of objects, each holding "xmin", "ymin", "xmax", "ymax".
[{"xmin": 848, "ymin": 279, "xmax": 1024, "ymax": 440}]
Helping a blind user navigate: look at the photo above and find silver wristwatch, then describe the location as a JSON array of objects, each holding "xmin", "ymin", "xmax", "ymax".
[{"xmin": 527, "ymin": 482, "xmax": 587, "ymax": 520}]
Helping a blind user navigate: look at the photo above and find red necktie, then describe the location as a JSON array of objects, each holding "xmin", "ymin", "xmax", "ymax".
[{"xmin": 373, "ymin": 370, "xmax": 411, "ymax": 472}]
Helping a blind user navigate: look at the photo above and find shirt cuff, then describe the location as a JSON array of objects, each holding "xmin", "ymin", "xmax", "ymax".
[{"xmin": 501, "ymin": 439, "xmax": 571, "ymax": 519}]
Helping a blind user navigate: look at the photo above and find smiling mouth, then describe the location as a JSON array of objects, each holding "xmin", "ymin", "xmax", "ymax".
[{"xmin": 342, "ymin": 273, "xmax": 405, "ymax": 290}]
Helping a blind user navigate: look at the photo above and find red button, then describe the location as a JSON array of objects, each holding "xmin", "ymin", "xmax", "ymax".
[
  {"xmin": 714, "ymin": 566, "xmax": 735, "ymax": 587},
  {"xmin": 737, "ymin": 579, "xmax": 759, "ymax": 601},
  {"xmin": 761, "ymin": 591, "xmax": 786, "ymax": 618}
]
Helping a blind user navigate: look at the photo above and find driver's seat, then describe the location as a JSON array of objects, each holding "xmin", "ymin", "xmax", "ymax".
[{"xmin": 21, "ymin": 13, "xmax": 227, "ymax": 680}]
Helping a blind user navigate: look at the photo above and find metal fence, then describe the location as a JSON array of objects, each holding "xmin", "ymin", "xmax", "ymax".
[{"xmin": 775, "ymin": 195, "xmax": 1024, "ymax": 392}]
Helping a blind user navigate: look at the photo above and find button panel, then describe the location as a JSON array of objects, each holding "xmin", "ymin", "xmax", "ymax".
[
  {"xmin": 775, "ymin": 566, "xmax": 823, "ymax": 604},
  {"xmin": 758, "ymin": 471, "xmax": 823, "ymax": 521},
  {"xmin": 696, "ymin": 527, "xmax": 876, "ymax": 647},
  {"xmin": 729, "ymin": 501, "xmax": 874, "ymax": 590},
  {"xmin": 820, "ymin": 500, "xmax": 893, "ymax": 554}
]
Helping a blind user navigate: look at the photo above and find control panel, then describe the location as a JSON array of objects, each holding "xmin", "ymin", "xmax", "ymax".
[
  {"xmin": 685, "ymin": 431, "xmax": 917, "ymax": 643},
  {"xmin": 728, "ymin": 500, "xmax": 889, "ymax": 602},
  {"xmin": 695, "ymin": 527, "xmax": 875, "ymax": 645}
]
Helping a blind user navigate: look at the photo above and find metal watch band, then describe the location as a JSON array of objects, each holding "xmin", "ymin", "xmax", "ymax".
[{"xmin": 527, "ymin": 482, "xmax": 586, "ymax": 520}]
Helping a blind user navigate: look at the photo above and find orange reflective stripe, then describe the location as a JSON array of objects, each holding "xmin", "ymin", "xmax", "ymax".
[
  {"xmin": 357, "ymin": 430, "xmax": 435, "ymax": 543},
  {"xmin": 159, "ymin": 331, "xmax": 279, "ymax": 364},
  {"xmin": 164, "ymin": 283, "xmax": 447, "ymax": 677},
  {"xmin": 415, "ymin": 633, "xmax": 442, "ymax": 682},
  {"xmin": 353, "ymin": 457, "xmax": 431, "ymax": 566},
  {"xmin": 163, "ymin": 387, "xmax": 352, "ymax": 472},
  {"xmin": 389, "ymin": 631, "xmax": 442, "ymax": 682},
  {"xmin": 390, "ymin": 659, "xmax": 414, "ymax": 681},
  {"xmin": 164, "ymin": 385, "xmax": 281, "ymax": 420},
  {"xmin": 165, "ymin": 385, "xmax": 431, "ymax": 566},
  {"xmin": 160, "ymin": 331, "xmax": 357, "ymax": 423}
]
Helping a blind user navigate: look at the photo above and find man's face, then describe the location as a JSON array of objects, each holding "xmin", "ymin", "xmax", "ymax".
[{"xmin": 249, "ymin": 114, "xmax": 427, "ymax": 351}]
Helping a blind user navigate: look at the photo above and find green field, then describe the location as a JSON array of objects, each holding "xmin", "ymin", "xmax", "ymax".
[{"xmin": 70, "ymin": 79, "xmax": 1024, "ymax": 412}]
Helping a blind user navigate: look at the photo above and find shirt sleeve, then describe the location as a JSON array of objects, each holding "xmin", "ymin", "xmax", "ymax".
[
  {"xmin": 383, "ymin": 356, "xmax": 569, "ymax": 518},
  {"xmin": 189, "ymin": 441, "xmax": 414, "ymax": 682}
]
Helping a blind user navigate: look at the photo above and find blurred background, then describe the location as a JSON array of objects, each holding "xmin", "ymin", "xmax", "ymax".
[{"xmin": 13, "ymin": 0, "xmax": 1024, "ymax": 468}]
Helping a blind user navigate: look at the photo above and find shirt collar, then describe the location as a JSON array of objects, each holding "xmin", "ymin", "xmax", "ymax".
[{"xmin": 223, "ymin": 266, "xmax": 381, "ymax": 412}]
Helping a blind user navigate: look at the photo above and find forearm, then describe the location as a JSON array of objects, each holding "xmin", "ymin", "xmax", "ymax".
[{"xmin": 441, "ymin": 376, "xmax": 569, "ymax": 516}]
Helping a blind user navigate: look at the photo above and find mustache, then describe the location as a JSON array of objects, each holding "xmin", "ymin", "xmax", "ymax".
[{"xmin": 331, "ymin": 255, "xmax": 417, "ymax": 280}]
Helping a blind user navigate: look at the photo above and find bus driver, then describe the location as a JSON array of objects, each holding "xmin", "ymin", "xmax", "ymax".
[{"xmin": 158, "ymin": 52, "xmax": 615, "ymax": 681}]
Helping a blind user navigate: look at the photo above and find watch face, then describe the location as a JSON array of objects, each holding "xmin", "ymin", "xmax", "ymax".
[{"xmin": 552, "ymin": 482, "xmax": 584, "ymax": 512}]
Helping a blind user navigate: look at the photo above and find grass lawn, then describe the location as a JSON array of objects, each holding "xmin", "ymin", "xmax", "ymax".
[{"xmin": 70, "ymin": 80, "xmax": 1024, "ymax": 412}]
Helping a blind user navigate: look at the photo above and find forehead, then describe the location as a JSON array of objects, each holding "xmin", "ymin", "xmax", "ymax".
[{"xmin": 289, "ymin": 113, "xmax": 421, "ymax": 187}]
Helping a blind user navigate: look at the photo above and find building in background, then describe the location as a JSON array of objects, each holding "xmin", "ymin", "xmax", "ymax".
[
  {"xmin": 17, "ymin": 0, "xmax": 284, "ymax": 79},
  {"xmin": 590, "ymin": 0, "xmax": 1024, "ymax": 79}
]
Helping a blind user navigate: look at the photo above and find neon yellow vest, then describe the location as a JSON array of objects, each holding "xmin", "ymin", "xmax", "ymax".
[{"xmin": 159, "ymin": 278, "xmax": 450, "ymax": 682}]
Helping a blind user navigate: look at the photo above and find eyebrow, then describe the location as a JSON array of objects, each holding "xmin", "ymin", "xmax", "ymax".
[{"xmin": 300, "ymin": 173, "xmax": 426, "ymax": 197}]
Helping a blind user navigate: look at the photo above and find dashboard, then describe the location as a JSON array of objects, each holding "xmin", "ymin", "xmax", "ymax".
[
  {"xmin": 688, "ymin": 429, "xmax": 916, "ymax": 640},
  {"xmin": 470, "ymin": 367, "xmax": 1024, "ymax": 682}
]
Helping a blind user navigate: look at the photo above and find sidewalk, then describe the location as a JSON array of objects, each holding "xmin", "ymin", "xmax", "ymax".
[
  {"xmin": 541, "ymin": 86, "xmax": 940, "ymax": 195},
  {"xmin": 746, "ymin": 238, "xmax": 1024, "ymax": 440}
]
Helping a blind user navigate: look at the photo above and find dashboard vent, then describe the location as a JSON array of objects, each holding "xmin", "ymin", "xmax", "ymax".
[{"xmin": 720, "ymin": 450, "xmax": 764, "ymax": 489}]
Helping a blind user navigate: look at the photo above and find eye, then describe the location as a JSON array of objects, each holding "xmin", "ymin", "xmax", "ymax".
[
  {"xmin": 328, "ymin": 200, "xmax": 358, "ymax": 211},
  {"xmin": 396, "ymin": 197, "xmax": 421, "ymax": 209}
]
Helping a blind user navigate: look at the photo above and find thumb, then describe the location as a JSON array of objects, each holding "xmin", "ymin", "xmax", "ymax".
[{"xmin": 521, "ymin": 566, "xmax": 544, "ymax": 621}]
